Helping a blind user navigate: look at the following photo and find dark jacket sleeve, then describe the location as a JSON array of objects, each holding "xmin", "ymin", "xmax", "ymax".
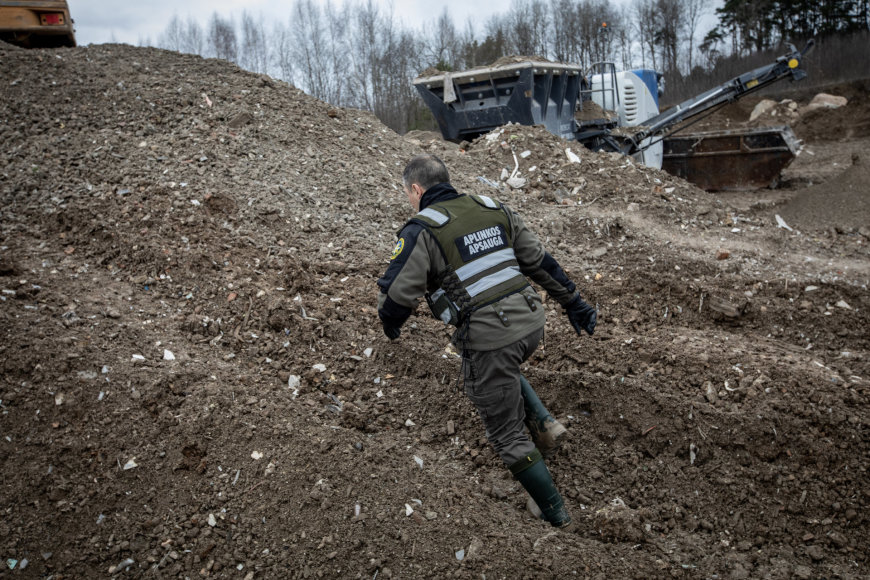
[
  {"xmin": 507, "ymin": 207, "xmax": 579, "ymax": 306},
  {"xmin": 377, "ymin": 223, "xmax": 432, "ymax": 328}
]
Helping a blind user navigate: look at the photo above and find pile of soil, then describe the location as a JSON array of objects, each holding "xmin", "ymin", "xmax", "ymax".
[
  {"xmin": 779, "ymin": 157, "xmax": 869, "ymax": 232},
  {"xmin": 671, "ymin": 79, "xmax": 870, "ymax": 142},
  {"xmin": 1, "ymin": 43, "xmax": 868, "ymax": 579}
]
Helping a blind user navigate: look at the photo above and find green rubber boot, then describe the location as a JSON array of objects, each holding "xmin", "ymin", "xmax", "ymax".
[
  {"xmin": 510, "ymin": 449, "xmax": 572, "ymax": 528},
  {"xmin": 520, "ymin": 375, "xmax": 568, "ymax": 458}
]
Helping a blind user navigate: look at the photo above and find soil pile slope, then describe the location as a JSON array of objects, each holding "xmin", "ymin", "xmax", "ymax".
[{"xmin": 1, "ymin": 43, "xmax": 868, "ymax": 579}]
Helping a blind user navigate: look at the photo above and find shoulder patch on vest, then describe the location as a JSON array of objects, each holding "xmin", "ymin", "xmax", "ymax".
[{"xmin": 390, "ymin": 238, "xmax": 405, "ymax": 260}]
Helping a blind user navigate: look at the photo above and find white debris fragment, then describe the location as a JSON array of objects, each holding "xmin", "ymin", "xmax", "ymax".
[
  {"xmin": 312, "ymin": 363, "xmax": 326, "ymax": 373},
  {"xmin": 251, "ymin": 451, "xmax": 263, "ymax": 460},
  {"xmin": 455, "ymin": 549, "xmax": 465, "ymax": 561},
  {"xmin": 376, "ymin": 390, "xmax": 383, "ymax": 398},
  {"xmin": 110, "ymin": 558, "xmax": 135, "ymax": 573},
  {"xmin": 485, "ymin": 129, "xmax": 504, "ymax": 143},
  {"xmin": 806, "ymin": 93, "xmax": 848, "ymax": 111},
  {"xmin": 775, "ymin": 214, "xmax": 793, "ymax": 231},
  {"xmin": 363, "ymin": 347, "xmax": 373, "ymax": 358},
  {"xmin": 131, "ymin": 354, "xmax": 145, "ymax": 362},
  {"xmin": 565, "ymin": 148, "xmax": 581, "ymax": 164},
  {"xmin": 519, "ymin": 150, "xmax": 531, "ymax": 158},
  {"xmin": 405, "ymin": 504, "xmax": 414, "ymax": 516},
  {"xmin": 405, "ymin": 418, "xmax": 416, "ymax": 427},
  {"xmin": 805, "ymin": 285, "xmax": 819, "ymax": 292},
  {"xmin": 163, "ymin": 349, "xmax": 175, "ymax": 361},
  {"xmin": 123, "ymin": 458, "xmax": 138, "ymax": 470},
  {"xmin": 689, "ymin": 443, "xmax": 698, "ymax": 466},
  {"xmin": 835, "ymin": 300, "xmax": 851, "ymax": 310},
  {"xmin": 506, "ymin": 176, "xmax": 526, "ymax": 189},
  {"xmin": 207, "ymin": 513, "xmax": 217, "ymax": 527},
  {"xmin": 265, "ymin": 461, "xmax": 276, "ymax": 475},
  {"xmin": 414, "ymin": 455, "xmax": 424, "ymax": 469},
  {"xmin": 54, "ymin": 393, "xmax": 64, "ymax": 406},
  {"xmin": 750, "ymin": 99, "xmax": 777, "ymax": 121},
  {"xmin": 287, "ymin": 375, "xmax": 300, "ymax": 398}
]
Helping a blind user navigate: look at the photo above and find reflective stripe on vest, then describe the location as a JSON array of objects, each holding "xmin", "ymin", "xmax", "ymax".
[
  {"xmin": 455, "ymin": 248, "xmax": 517, "ymax": 281},
  {"xmin": 407, "ymin": 195, "xmax": 528, "ymax": 318},
  {"xmin": 466, "ymin": 265, "xmax": 523, "ymax": 298},
  {"xmin": 417, "ymin": 207, "xmax": 449, "ymax": 225},
  {"xmin": 478, "ymin": 195, "xmax": 498, "ymax": 208}
]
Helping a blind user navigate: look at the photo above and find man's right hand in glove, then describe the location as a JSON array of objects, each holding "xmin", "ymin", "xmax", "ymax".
[
  {"xmin": 382, "ymin": 324, "xmax": 401, "ymax": 340},
  {"xmin": 565, "ymin": 295, "xmax": 596, "ymax": 336}
]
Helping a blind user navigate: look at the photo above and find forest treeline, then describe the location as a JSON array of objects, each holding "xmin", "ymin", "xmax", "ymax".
[{"xmin": 150, "ymin": 0, "xmax": 870, "ymax": 134}]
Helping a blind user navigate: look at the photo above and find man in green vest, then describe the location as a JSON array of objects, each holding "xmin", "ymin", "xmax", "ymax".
[{"xmin": 377, "ymin": 154, "xmax": 597, "ymax": 528}]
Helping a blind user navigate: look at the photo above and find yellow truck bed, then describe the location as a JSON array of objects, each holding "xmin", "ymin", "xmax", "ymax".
[{"xmin": 0, "ymin": 0, "xmax": 75, "ymax": 47}]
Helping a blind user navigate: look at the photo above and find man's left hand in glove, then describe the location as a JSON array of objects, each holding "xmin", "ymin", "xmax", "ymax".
[
  {"xmin": 383, "ymin": 324, "xmax": 401, "ymax": 340},
  {"xmin": 565, "ymin": 295, "xmax": 596, "ymax": 336}
]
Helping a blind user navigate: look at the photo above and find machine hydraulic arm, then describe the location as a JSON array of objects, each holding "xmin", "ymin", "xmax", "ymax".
[{"xmin": 622, "ymin": 41, "xmax": 815, "ymax": 154}]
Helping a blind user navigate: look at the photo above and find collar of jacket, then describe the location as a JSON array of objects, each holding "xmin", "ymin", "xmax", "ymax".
[{"xmin": 420, "ymin": 183, "xmax": 461, "ymax": 210}]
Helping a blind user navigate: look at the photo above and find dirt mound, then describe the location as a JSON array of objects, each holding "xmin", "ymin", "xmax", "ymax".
[
  {"xmin": 677, "ymin": 79, "xmax": 870, "ymax": 142},
  {"xmin": 778, "ymin": 156, "xmax": 870, "ymax": 231},
  {"xmin": 1, "ymin": 43, "xmax": 869, "ymax": 579},
  {"xmin": 489, "ymin": 54, "xmax": 553, "ymax": 67},
  {"xmin": 793, "ymin": 92, "xmax": 870, "ymax": 141}
]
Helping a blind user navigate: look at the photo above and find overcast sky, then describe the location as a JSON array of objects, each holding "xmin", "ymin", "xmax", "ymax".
[{"xmin": 68, "ymin": 0, "xmax": 504, "ymax": 46}]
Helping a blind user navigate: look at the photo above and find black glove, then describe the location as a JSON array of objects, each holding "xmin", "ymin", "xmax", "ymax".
[
  {"xmin": 565, "ymin": 295, "xmax": 596, "ymax": 336},
  {"xmin": 383, "ymin": 324, "xmax": 401, "ymax": 340}
]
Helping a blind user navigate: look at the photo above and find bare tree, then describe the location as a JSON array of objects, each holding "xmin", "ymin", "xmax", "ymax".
[
  {"xmin": 457, "ymin": 18, "xmax": 477, "ymax": 68},
  {"xmin": 291, "ymin": 0, "xmax": 331, "ymax": 101},
  {"xmin": 590, "ymin": 0, "xmax": 621, "ymax": 63},
  {"xmin": 325, "ymin": 1, "xmax": 351, "ymax": 105},
  {"xmin": 239, "ymin": 11, "xmax": 268, "ymax": 74},
  {"xmin": 182, "ymin": 17, "xmax": 204, "ymax": 55},
  {"xmin": 683, "ymin": 0, "xmax": 710, "ymax": 71},
  {"xmin": 424, "ymin": 8, "xmax": 461, "ymax": 69},
  {"xmin": 158, "ymin": 14, "xmax": 184, "ymax": 52},
  {"xmin": 349, "ymin": 0, "xmax": 380, "ymax": 111},
  {"xmin": 505, "ymin": 0, "xmax": 550, "ymax": 57},
  {"xmin": 208, "ymin": 13, "xmax": 238, "ymax": 63},
  {"xmin": 655, "ymin": 0, "xmax": 682, "ymax": 75},
  {"xmin": 632, "ymin": 0, "xmax": 658, "ymax": 70},
  {"xmin": 550, "ymin": 0, "xmax": 580, "ymax": 63},
  {"xmin": 617, "ymin": 5, "xmax": 634, "ymax": 69},
  {"xmin": 271, "ymin": 20, "xmax": 295, "ymax": 82}
]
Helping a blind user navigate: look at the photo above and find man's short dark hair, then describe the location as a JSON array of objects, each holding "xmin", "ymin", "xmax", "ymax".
[{"xmin": 403, "ymin": 154, "xmax": 450, "ymax": 192}]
